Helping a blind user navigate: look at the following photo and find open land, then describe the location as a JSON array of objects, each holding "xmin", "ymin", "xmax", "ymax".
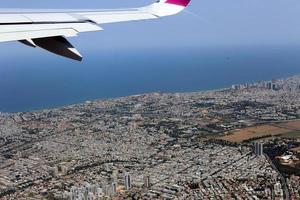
[{"xmin": 219, "ymin": 120, "xmax": 300, "ymax": 142}]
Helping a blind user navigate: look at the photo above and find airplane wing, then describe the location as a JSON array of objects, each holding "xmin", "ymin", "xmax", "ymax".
[{"xmin": 0, "ymin": 0, "xmax": 191, "ymax": 61}]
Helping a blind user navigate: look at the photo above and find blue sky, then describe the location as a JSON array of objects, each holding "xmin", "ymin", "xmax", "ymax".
[{"xmin": 0, "ymin": 0, "xmax": 300, "ymax": 57}]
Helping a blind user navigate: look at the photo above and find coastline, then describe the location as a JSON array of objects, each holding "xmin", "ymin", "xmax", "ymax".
[{"xmin": 1, "ymin": 73, "xmax": 299, "ymax": 114}]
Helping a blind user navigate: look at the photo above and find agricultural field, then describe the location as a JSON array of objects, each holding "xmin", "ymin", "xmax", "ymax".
[
  {"xmin": 281, "ymin": 131, "xmax": 300, "ymax": 139},
  {"xmin": 219, "ymin": 120, "xmax": 300, "ymax": 142}
]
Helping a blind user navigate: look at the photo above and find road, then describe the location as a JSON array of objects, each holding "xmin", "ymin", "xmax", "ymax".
[{"xmin": 264, "ymin": 153, "xmax": 290, "ymax": 200}]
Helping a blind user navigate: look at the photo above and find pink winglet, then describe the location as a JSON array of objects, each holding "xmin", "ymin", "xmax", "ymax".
[{"xmin": 165, "ymin": 0, "xmax": 191, "ymax": 7}]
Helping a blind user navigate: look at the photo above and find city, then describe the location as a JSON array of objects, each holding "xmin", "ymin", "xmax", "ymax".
[{"xmin": 1, "ymin": 75, "xmax": 300, "ymax": 199}]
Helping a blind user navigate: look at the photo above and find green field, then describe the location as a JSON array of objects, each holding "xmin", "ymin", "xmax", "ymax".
[{"xmin": 282, "ymin": 131, "xmax": 300, "ymax": 138}]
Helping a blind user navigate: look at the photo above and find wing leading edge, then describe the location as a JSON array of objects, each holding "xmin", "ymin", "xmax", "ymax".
[{"xmin": 0, "ymin": 0, "xmax": 191, "ymax": 61}]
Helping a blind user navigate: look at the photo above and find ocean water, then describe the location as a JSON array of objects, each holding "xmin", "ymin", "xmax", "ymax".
[{"xmin": 0, "ymin": 45, "xmax": 300, "ymax": 113}]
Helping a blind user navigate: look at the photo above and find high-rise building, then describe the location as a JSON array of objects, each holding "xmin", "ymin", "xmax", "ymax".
[
  {"xmin": 124, "ymin": 172, "xmax": 132, "ymax": 190},
  {"xmin": 102, "ymin": 185, "xmax": 109, "ymax": 197},
  {"xmin": 91, "ymin": 184, "xmax": 97, "ymax": 194},
  {"xmin": 267, "ymin": 82, "xmax": 273, "ymax": 90},
  {"xmin": 70, "ymin": 186, "xmax": 77, "ymax": 200},
  {"xmin": 143, "ymin": 175, "xmax": 151, "ymax": 188},
  {"xmin": 254, "ymin": 142, "xmax": 264, "ymax": 156},
  {"xmin": 83, "ymin": 182, "xmax": 92, "ymax": 197},
  {"xmin": 272, "ymin": 83, "xmax": 277, "ymax": 91},
  {"xmin": 111, "ymin": 182, "xmax": 117, "ymax": 195}
]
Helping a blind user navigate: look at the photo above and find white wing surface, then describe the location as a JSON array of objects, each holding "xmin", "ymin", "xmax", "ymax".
[{"xmin": 0, "ymin": 0, "xmax": 191, "ymax": 60}]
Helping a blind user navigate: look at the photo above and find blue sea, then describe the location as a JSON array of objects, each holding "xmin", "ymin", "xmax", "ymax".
[{"xmin": 0, "ymin": 45, "xmax": 300, "ymax": 113}]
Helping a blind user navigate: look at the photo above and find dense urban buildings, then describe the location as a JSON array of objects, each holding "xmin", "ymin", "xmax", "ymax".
[{"xmin": 1, "ymin": 75, "xmax": 300, "ymax": 199}]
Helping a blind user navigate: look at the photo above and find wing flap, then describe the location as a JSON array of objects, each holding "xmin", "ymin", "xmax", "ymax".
[
  {"xmin": 0, "ymin": 29, "xmax": 77, "ymax": 42},
  {"xmin": 0, "ymin": 14, "xmax": 32, "ymax": 23},
  {"xmin": 0, "ymin": 22, "xmax": 102, "ymax": 42},
  {"xmin": 0, "ymin": 23, "xmax": 102, "ymax": 34}
]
